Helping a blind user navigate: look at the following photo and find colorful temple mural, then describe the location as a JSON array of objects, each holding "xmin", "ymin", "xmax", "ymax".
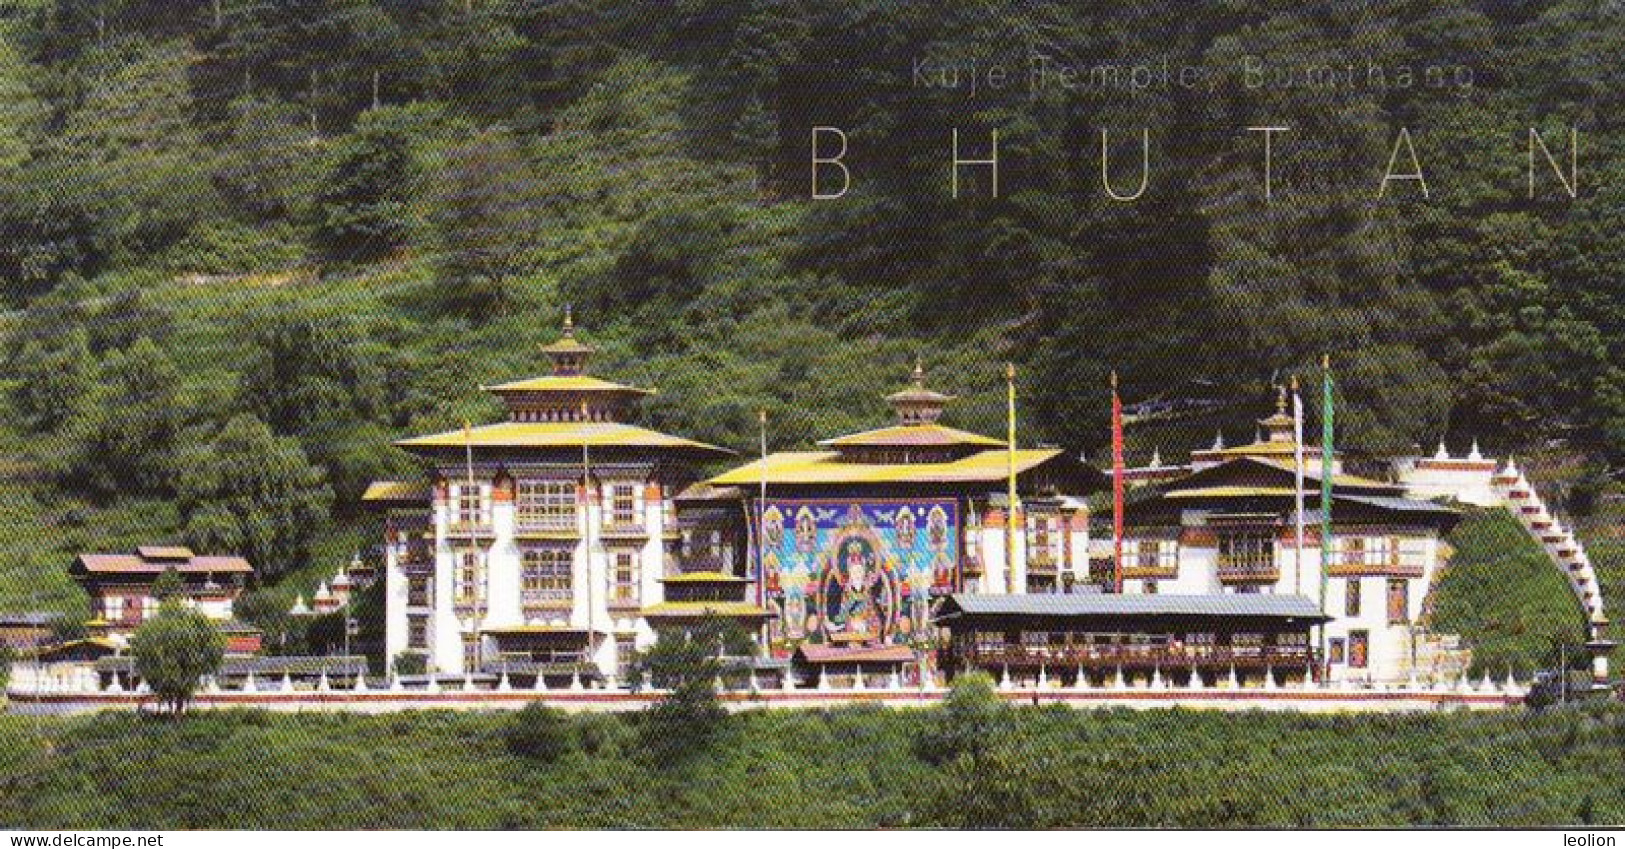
[{"xmin": 762, "ymin": 499, "xmax": 959, "ymax": 646}]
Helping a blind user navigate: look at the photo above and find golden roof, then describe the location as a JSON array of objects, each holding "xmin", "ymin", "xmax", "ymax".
[
  {"xmin": 1200, "ymin": 440, "xmax": 1305, "ymax": 457},
  {"xmin": 396, "ymin": 421, "xmax": 732, "ymax": 456},
  {"xmin": 480, "ymin": 624, "xmax": 604, "ymax": 635},
  {"xmin": 658, "ymin": 572, "xmax": 749, "ymax": 584},
  {"xmin": 1165, "ymin": 486, "xmax": 1302, "ymax": 499},
  {"xmin": 361, "ymin": 480, "xmax": 432, "ymax": 502},
  {"xmin": 818, "ymin": 423, "xmax": 1005, "ymax": 449},
  {"xmin": 483, "ymin": 375, "xmax": 654, "ymax": 395},
  {"xmin": 707, "ymin": 448, "xmax": 1063, "ymax": 486},
  {"xmin": 1247, "ymin": 458, "xmax": 1394, "ymax": 489},
  {"xmin": 640, "ymin": 601, "xmax": 772, "ymax": 619}
]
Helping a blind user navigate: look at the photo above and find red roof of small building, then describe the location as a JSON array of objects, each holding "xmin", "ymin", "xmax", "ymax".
[
  {"xmin": 72, "ymin": 551, "xmax": 253, "ymax": 576},
  {"xmin": 795, "ymin": 644, "xmax": 917, "ymax": 664}
]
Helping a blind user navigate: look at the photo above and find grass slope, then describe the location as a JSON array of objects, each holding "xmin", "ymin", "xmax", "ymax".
[
  {"xmin": 1, "ymin": 705, "xmax": 1624, "ymax": 828},
  {"xmin": 1431, "ymin": 508, "xmax": 1588, "ymax": 676}
]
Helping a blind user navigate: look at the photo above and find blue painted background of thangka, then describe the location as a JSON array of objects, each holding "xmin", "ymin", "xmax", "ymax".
[{"xmin": 761, "ymin": 499, "xmax": 958, "ymax": 645}]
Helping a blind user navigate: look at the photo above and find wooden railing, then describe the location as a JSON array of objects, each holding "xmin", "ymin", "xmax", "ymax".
[
  {"xmin": 956, "ymin": 643, "xmax": 1317, "ymax": 670},
  {"xmin": 1216, "ymin": 554, "xmax": 1279, "ymax": 581}
]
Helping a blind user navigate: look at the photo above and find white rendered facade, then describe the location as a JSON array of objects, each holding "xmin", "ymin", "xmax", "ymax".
[
  {"xmin": 371, "ymin": 313, "xmax": 730, "ymax": 681},
  {"xmin": 1110, "ymin": 395, "xmax": 1465, "ymax": 684}
]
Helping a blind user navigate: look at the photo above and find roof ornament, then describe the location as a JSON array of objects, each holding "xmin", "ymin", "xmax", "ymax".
[
  {"xmin": 885, "ymin": 359, "xmax": 954, "ymax": 425},
  {"xmin": 1434, "ymin": 440, "xmax": 1449, "ymax": 461},
  {"xmin": 1212, "ymin": 431, "xmax": 1225, "ymax": 450},
  {"xmin": 1149, "ymin": 447, "xmax": 1162, "ymax": 469},
  {"xmin": 1468, "ymin": 439, "xmax": 1483, "ymax": 462},
  {"xmin": 541, "ymin": 305, "xmax": 596, "ymax": 375}
]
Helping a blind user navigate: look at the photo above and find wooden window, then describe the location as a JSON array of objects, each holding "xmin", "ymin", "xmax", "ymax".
[
  {"xmin": 1218, "ymin": 531, "xmax": 1275, "ymax": 576},
  {"xmin": 616, "ymin": 634, "xmax": 637, "ymax": 679},
  {"xmin": 1387, "ymin": 579, "xmax": 1409, "ymax": 625},
  {"xmin": 1342, "ymin": 535, "xmax": 1365, "ymax": 567},
  {"xmin": 1348, "ymin": 630, "xmax": 1369, "ymax": 669},
  {"xmin": 103, "ymin": 596, "xmax": 124, "ymax": 622},
  {"xmin": 521, "ymin": 549, "xmax": 573, "ymax": 606},
  {"xmin": 463, "ymin": 635, "xmax": 480, "ymax": 671},
  {"xmin": 516, "ymin": 481, "xmax": 576, "ymax": 530},
  {"xmin": 1345, "ymin": 578, "xmax": 1362, "ymax": 617},
  {"xmin": 407, "ymin": 576, "xmax": 429, "ymax": 607},
  {"xmin": 610, "ymin": 552, "xmax": 638, "ymax": 604},
  {"xmin": 407, "ymin": 617, "xmax": 427, "ymax": 649},
  {"xmin": 454, "ymin": 486, "xmax": 485, "ymax": 528},
  {"xmin": 1329, "ymin": 638, "xmax": 1346, "ymax": 665},
  {"xmin": 611, "ymin": 484, "xmax": 638, "ymax": 527},
  {"xmin": 1144, "ymin": 579, "xmax": 1158, "ymax": 595},
  {"xmin": 455, "ymin": 552, "xmax": 480, "ymax": 604}
]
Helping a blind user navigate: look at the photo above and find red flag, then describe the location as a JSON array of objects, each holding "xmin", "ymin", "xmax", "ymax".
[{"xmin": 1111, "ymin": 371, "xmax": 1124, "ymax": 594}]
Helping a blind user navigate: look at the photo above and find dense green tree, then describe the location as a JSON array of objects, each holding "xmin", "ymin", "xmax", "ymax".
[
  {"xmin": 241, "ymin": 304, "xmax": 385, "ymax": 435},
  {"xmin": 50, "ymin": 337, "xmax": 186, "ymax": 496},
  {"xmin": 308, "ymin": 107, "xmax": 424, "ymax": 266},
  {"xmin": 9, "ymin": 324, "xmax": 91, "ymax": 433},
  {"xmin": 130, "ymin": 600, "xmax": 225, "ymax": 715},
  {"xmin": 176, "ymin": 415, "xmax": 334, "ymax": 580},
  {"xmin": 50, "ymin": 37, "xmax": 221, "ymax": 260},
  {"xmin": 150, "ymin": 566, "xmax": 185, "ymax": 602},
  {"xmin": 427, "ymin": 127, "xmax": 540, "ymax": 317},
  {"xmin": 916, "ymin": 672, "xmax": 1036, "ymax": 828},
  {"xmin": 0, "ymin": 38, "xmax": 42, "ymax": 171},
  {"xmin": 633, "ymin": 616, "xmax": 752, "ymax": 764}
]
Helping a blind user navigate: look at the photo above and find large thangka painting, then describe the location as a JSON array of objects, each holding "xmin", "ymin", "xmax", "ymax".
[{"xmin": 761, "ymin": 500, "xmax": 958, "ymax": 646}]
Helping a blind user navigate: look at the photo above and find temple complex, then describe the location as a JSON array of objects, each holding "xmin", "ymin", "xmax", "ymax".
[
  {"xmin": 1103, "ymin": 390, "xmax": 1467, "ymax": 685},
  {"xmin": 697, "ymin": 361, "xmax": 1099, "ymax": 684},
  {"xmin": 365, "ymin": 311, "xmax": 734, "ymax": 683}
]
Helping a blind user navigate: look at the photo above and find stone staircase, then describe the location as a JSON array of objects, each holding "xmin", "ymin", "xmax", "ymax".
[{"xmin": 1490, "ymin": 459, "xmax": 1609, "ymax": 632}]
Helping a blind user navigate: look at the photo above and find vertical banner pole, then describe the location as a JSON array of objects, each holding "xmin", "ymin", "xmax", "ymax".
[
  {"xmin": 1292, "ymin": 376, "xmax": 1305, "ymax": 597},
  {"xmin": 1006, "ymin": 364, "xmax": 1019, "ymax": 595},
  {"xmin": 1111, "ymin": 371, "xmax": 1124, "ymax": 595},
  {"xmin": 1319, "ymin": 356, "xmax": 1335, "ymax": 678}
]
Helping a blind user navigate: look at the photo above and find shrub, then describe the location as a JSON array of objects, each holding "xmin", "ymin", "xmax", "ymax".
[
  {"xmin": 503, "ymin": 702, "xmax": 575, "ymax": 763},
  {"xmin": 915, "ymin": 671, "xmax": 1005, "ymax": 766}
]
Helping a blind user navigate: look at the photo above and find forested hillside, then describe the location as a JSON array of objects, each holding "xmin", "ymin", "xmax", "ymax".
[{"xmin": 1, "ymin": 0, "xmax": 1622, "ymax": 640}]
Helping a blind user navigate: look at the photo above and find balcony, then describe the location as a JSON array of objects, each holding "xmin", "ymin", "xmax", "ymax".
[
  {"xmin": 515, "ymin": 513, "xmax": 579, "ymax": 538},
  {"xmin": 446, "ymin": 520, "xmax": 494, "ymax": 539},
  {"xmin": 521, "ymin": 588, "xmax": 573, "ymax": 610},
  {"xmin": 1216, "ymin": 554, "xmax": 1279, "ymax": 583},
  {"xmin": 1324, "ymin": 551, "xmax": 1427, "ymax": 578},
  {"xmin": 1027, "ymin": 550, "xmax": 1062, "ymax": 572},
  {"xmin": 1121, "ymin": 551, "xmax": 1179, "ymax": 579},
  {"xmin": 957, "ymin": 642, "xmax": 1316, "ymax": 671},
  {"xmin": 601, "ymin": 517, "xmax": 648, "ymax": 538}
]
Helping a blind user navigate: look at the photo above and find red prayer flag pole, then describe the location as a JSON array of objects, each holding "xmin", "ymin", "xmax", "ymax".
[{"xmin": 1111, "ymin": 371, "xmax": 1125, "ymax": 594}]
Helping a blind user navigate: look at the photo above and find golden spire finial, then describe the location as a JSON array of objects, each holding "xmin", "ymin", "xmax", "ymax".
[
  {"xmin": 1006, "ymin": 362, "xmax": 1016, "ymax": 381},
  {"xmin": 1276, "ymin": 383, "xmax": 1287, "ymax": 414},
  {"xmin": 911, "ymin": 357, "xmax": 925, "ymax": 387},
  {"xmin": 1110, "ymin": 370, "xmax": 1118, "ymax": 391},
  {"xmin": 562, "ymin": 304, "xmax": 575, "ymax": 336},
  {"xmin": 1322, "ymin": 353, "xmax": 1330, "ymax": 370},
  {"xmin": 1291, "ymin": 374, "xmax": 1299, "ymax": 392}
]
